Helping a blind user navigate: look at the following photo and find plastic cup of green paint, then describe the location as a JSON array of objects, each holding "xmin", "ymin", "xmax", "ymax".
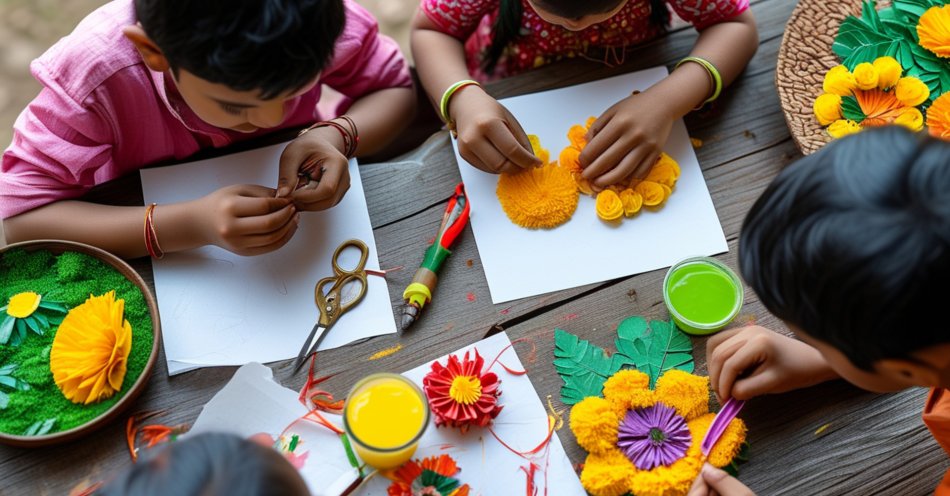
[{"xmin": 663, "ymin": 256, "xmax": 743, "ymax": 336}]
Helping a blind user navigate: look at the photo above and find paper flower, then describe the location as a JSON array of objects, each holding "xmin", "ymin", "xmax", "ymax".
[
  {"xmin": 497, "ymin": 135, "xmax": 579, "ymax": 229},
  {"xmin": 50, "ymin": 291, "xmax": 133, "ymax": 405},
  {"xmin": 618, "ymin": 189, "xmax": 643, "ymax": 217},
  {"xmin": 388, "ymin": 454, "xmax": 471, "ymax": 496},
  {"xmin": 823, "ymin": 65, "xmax": 857, "ymax": 96},
  {"xmin": 570, "ymin": 369, "xmax": 746, "ymax": 496},
  {"xmin": 813, "ymin": 93, "xmax": 843, "ymax": 125},
  {"xmin": 422, "ymin": 350, "xmax": 502, "ymax": 432},
  {"xmin": 917, "ymin": 5, "xmax": 950, "ymax": 59},
  {"xmin": 852, "ymin": 62, "xmax": 879, "ymax": 90},
  {"xmin": 895, "ymin": 77, "xmax": 931, "ymax": 107},
  {"xmin": 595, "ymin": 190, "xmax": 624, "ymax": 221},
  {"xmin": 274, "ymin": 434, "xmax": 309, "ymax": 469},
  {"xmin": 0, "ymin": 291, "xmax": 67, "ymax": 346},
  {"xmin": 928, "ymin": 93, "xmax": 950, "ymax": 139}
]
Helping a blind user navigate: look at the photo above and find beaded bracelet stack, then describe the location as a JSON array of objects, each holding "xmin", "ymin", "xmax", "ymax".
[
  {"xmin": 298, "ymin": 115, "xmax": 360, "ymax": 158},
  {"xmin": 675, "ymin": 56, "xmax": 723, "ymax": 108},
  {"xmin": 143, "ymin": 203, "xmax": 164, "ymax": 259}
]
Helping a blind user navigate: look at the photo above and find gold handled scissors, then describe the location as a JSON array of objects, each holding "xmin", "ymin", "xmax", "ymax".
[{"xmin": 291, "ymin": 239, "xmax": 369, "ymax": 374}]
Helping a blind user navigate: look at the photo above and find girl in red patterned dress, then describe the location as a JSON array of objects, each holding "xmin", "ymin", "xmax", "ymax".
[{"xmin": 411, "ymin": 0, "xmax": 757, "ymax": 187}]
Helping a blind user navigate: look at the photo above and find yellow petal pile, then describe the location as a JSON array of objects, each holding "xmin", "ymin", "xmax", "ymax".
[
  {"xmin": 917, "ymin": 5, "xmax": 950, "ymax": 59},
  {"xmin": 7, "ymin": 292, "xmax": 41, "ymax": 319},
  {"xmin": 570, "ymin": 369, "xmax": 747, "ymax": 496},
  {"xmin": 497, "ymin": 135, "xmax": 579, "ymax": 229},
  {"xmin": 50, "ymin": 291, "xmax": 133, "ymax": 405}
]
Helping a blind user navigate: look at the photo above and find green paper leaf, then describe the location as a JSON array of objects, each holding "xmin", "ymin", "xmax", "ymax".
[
  {"xmin": 23, "ymin": 316, "xmax": 39, "ymax": 333},
  {"xmin": 0, "ymin": 363, "xmax": 15, "ymax": 376},
  {"xmin": 0, "ymin": 363, "xmax": 29, "ymax": 393},
  {"xmin": 614, "ymin": 317, "xmax": 694, "ymax": 388},
  {"xmin": 841, "ymin": 96, "xmax": 867, "ymax": 121},
  {"xmin": 724, "ymin": 442, "xmax": 751, "ymax": 477},
  {"xmin": 24, "ymin": 418, "xmax": 56, "ymax": 436},
  {"xmin": 37, "ymin": 300, "xmax": 68, "ymax": 313},
  {"xmin": 554, "ymin": 329, "xmax": 630, "ymax": 404},
  {"xmin": 32, "ymin": 312, "xmax": 49, "ymax": 333},
  {"xmin": 0, "ymin": 316, "xmax": 14, "ymax": 345},
  {"xmin": 893, "ymin": 0, "xmax": 943, "ymax": 20},
  {"xmin": 832, "ymin": 1, "xmax": 917, "ymax": 69},
  {"xmin": 0, "ymin": 391, "xmax": 8, "ymax": 410},
  {"xmin": 418, "ymin": 469, "xmax": 460, "ymax": 494}
]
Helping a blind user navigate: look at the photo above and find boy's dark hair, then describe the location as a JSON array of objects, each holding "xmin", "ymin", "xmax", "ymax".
[
  {"xmin": 98, "ymin": 432, "xmax": 308, "ymax": 496},
  {"xmin": 135, "ymin": 0, "xmax": 345, "ymax": 100},
  {"xmin": 483, "ymin": 0, "xmax": 670, "ymax": 75},
  {"xmin": 740, "ymin": 127, "xmax": 950, "ymax": 369}
]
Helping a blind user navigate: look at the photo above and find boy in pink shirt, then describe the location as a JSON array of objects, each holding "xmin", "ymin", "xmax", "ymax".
[{"xmin": 1, "ymin": 0, "xmax": 414, "ymax": 257}]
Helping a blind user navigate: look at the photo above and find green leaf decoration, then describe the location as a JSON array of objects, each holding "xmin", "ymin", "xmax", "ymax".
[
  {"xmin": 723, "ymin": 442, "xmax": 751, "ymax": 477},
  {"xmin": 0, "ymin": 316, "xmax": 13, "ymax": 345},
  {"xmin": 893, "ymin": 0, "xmax": 944, "ymax": 20},
  {"xmin": 832, "ymin": 4, "xmax": 909, "ymax": 68},
  {"xmin": 37, "ymin": 301, "xmax": 68, "ymax": 313},
  {"xmin": 554, "ymin": 329, "xmax": 631, "ymax": 405},
  {"xmin": 614, "ymin": 317, "xmax": 694, "ymax": 388},
  {"xmin": 418, "ymin": 469, "xmax": 460, "ymax": 494},
  {"xmin": 0, "ymin": 363, "xmax": 30, "ymax": 410},
  {"xmin": 841, "ymin": 96, "xmax": 867, "ymax": 122},
  {"xmin": 23, "ymin": 418, "xmax": 56, "ymax": 436},
  {"xmin": 0, "ymin": 295, "xmax": 68, "ymax": 346}
]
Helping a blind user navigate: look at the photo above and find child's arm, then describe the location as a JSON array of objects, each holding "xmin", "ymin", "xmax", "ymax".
[
  {"xmin": 4, "ymin": 185, "xmax": 298, "ymax": 258},
  {"xmin": 410, "ymin": 11, "xmax": 541, "ymax": 174},
  {"xmin": 581, "ymin": 10, "xmax": 759, "ymax": 188},
  {"xmin": 706, "ymin": 326, "xmax": 840, "ymax": 401}
]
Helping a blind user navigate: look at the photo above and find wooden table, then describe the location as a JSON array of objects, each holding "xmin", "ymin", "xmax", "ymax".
[{"xmin": 3, "ymin": 0, "xmax": 946, "ymax": 494}]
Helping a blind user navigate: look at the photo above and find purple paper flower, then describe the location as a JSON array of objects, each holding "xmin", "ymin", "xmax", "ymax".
[{"xmin": 616, "ymin": 403, "xmax": 691, "ymax": 470}]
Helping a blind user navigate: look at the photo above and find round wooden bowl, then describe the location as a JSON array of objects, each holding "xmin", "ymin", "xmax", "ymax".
[
  {"xmin": 0, "ymin": 240, "xmax": 161, "ymax": 447},
  {"xmin": 776, "ymin": 0, "xmax": 889, "ymax": 155}
]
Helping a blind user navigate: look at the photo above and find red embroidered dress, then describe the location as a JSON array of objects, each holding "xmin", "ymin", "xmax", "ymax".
[{"xmin": 422, "ymin": 0, "xmax": 749, "ymax": 80}]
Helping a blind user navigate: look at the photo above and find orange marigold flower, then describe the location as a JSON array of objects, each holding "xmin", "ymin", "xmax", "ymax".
[
  {"xmin": 917, "ymin": 5, "xmax": 950, "ymax": 58},
  {"xmin": 927, "ymin": 93, "xmax": 950, "ymax": 139},
  {"xmin": 528, "ymin": 134, "xmax": 550, "ymax": 164},
  {"xmin": 497, "ymin": 163, "xmax": 579, "ymax": 229},
  {"xmin": 567, "ymin": 125, "xmax": 589, "ymax": 149},
  {"xmin": 595, "ymin": 189, "xmax": 624, "ymax": 222},
  {"xmin": 559, "ymin": 146, "xmax": 582, "ymax": 172},
  {"xmin": 634, "ymin": 181, "xmax": 667, "ymax": 207}
]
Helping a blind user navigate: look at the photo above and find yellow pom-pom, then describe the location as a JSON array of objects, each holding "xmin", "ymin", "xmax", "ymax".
[
  {"xmin": 654, "ymin": 369, "xmax": 711, "ymax": 421},
  {"xmin": 852, "ymin": 62, "xmax": 879, "ymax": 91},
  {"xmin": 595, "ymin": 189, "xmax": 624, "ymax": 221},
  {"xmin": 497, "ymin": 163, "xmax": 579, "ymax": 229},
  {"xmin": 570, "ymin": 397, "xmax": 621, "ymax": 454},
  {"xmin": 917, "ymin": 5, "xmax": 950, "ymax": 59},
  {"xmin": 627, "ymin": 456, "xmax": 702, "ymax": 496},
  {"xmin": 580, "ymin": 451, "xmax": 635, "ymax": 496},
  {"xmin": 687, "ymin": 413, "xmax": 747, "ymax": 468},
  {"xmin": 895, "ymin": 77, "xmax": 931, "ymax": 107},
  {"xmin": 827, "ymin": 119, "xmax": 862, "ymax": 139},
  {"xmin": 633, "ymin": 181, "xmax": 667, "ymax": 207},
  {"xmin": 823, "ymin": 65, "xmax": 856, "ymax": 96},
  {"xmin": 527, "ymin": 134, "xmax": 550, "ymax": 164},
  {"xmin": 50, "ymin": 291, "xmax": 133, "ymax": 405},
  {"xmin": 873, "ymin": 56, "xmax": 903, "ymax": 89},
  {"xmin": 619, "ymin": 189, "xmax": 643, "ymax": 217},
  {"xmin": 813, "ymin": 93, "xmax": 843, "ymax": 126}
]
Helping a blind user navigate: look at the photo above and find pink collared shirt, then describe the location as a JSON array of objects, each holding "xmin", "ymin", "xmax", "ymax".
[{"xmin": 0, "ymin": 0, "xmax": 411, "ymax": 219}]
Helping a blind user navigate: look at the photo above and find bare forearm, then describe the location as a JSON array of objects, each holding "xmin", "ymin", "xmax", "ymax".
[
  {"xmin": 410, "ymin": 12, "xmax": 475, "ymax": 111},
  {"xmin": 3, "ymin": 200, "xmax": 207, "ymax": 258},
  {"xmin": 347, "ymin": 86, "xmax": 415, "ymax": 157}
]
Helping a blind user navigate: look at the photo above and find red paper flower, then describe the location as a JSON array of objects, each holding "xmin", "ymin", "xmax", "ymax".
[{"xmin": 422, "ymin": 350, "xmax": 502, "ymax": 432}]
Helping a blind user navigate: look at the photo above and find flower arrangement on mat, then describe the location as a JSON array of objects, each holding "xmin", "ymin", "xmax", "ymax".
[{"xmin": 815, "ymin": 0, "xmax": 950, "ymax": 139}]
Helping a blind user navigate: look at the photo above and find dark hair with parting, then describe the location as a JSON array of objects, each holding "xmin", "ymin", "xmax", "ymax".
[
  {"xmin": 98, "ymin": 432, "xmax": 308, "ymax": 496},
  {"xmin": 483, "ymin": 0, "xmax": 670, "ymax": 74},
  {"xmin": 739, "ymin": 126, "xmax": 950, "ymax": 369},
  {"xmin": 135, "ymin": 0, "xmax": 346, "ymax": 100}
]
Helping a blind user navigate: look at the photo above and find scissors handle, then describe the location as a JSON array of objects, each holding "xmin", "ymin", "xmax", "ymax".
[{"xmin": 332, "ymin": 239, "xmax": 369, "ymax": 275}]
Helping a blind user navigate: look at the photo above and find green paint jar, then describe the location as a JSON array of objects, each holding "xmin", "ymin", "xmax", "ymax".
[{"xmin": 663, "ymin": 257, "xmax": 743, "ymax": 336}]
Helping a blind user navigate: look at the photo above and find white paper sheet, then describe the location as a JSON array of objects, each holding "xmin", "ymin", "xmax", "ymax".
[
  {"xmin": 454, "ymin": 67, "xmax": 728, "ymax": 303},
  {"xmin": 140, "ymin": 144, "xmax": 396, "ymax": 374},
  {"xmin": 190, "ymin": 333, "xmax": 585, "ymax": 495}
]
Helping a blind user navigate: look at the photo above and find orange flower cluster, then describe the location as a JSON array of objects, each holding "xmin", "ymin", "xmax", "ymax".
[{"xmin": 496, "ymin": 135, "xmax": 579, "ymax": 229}]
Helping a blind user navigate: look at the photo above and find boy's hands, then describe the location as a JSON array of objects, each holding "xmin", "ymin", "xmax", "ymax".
[
  {"xmin": 198, "ymin": 185, "xmax": 299, "ymax": 256},
  {"xmin": 277, "ymin": 127, "xmax": 351, "ymax": 211},
  {"xmin": 688, "ymin": 464, "xmax": 755, "ymax": 496},
  {"xmin": 580, "ymin": 90, "xmax": 675, "ymax": 189},
  {"xmin": 707, "ymin": 326, "xmax": 839, "ymax": 402},
  {"xmin": 450, "ymin": 86, "xmax": 542, "ymax": 174}
]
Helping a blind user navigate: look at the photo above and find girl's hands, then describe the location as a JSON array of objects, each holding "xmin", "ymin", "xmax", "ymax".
[
  {"xmin": 580, "ymin": 90, "xmax": 675, "ymax": 189},
  {"xmin": 450, "ymin": 86, "xmax": 542, "ymax": 174},
  {"xmin": 197, "ymin": 184, "xmax": 300, "ymax": 256},
  {"xmin": 687, "ymin": 464, "xmax": 755, "ymax": 496},
  {"xmin": 277, "ymin": 126, "xmax": 352, "ymax": 211},
  {"xmin": 706, "ymin": 326, "xmax": 839, "ymax": 402}
]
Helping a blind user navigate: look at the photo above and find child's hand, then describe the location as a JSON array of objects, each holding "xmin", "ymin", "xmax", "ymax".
[
  {"xmin": 277, "ymin": 127, "xmax": 352, "ymax": 211},
  {"xmin": 198, "ymin": 185, "xmax": 299, "ymax": 256},
  {"xmin": 580, "ymin": 91, "xmax": 675, "ymax": 189},
  {"xmin": 706, "ymin": 326, "xmax": 839, "ymax": 402},
  {"xmin": 688, "ymin": 464, "xmax": 755, "ymax": 496},
  {"xmin": 451, "ymin": 87, "xmax": 542, "ymax": 174}
]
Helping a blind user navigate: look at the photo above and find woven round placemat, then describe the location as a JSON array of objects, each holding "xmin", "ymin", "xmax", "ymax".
[{"xmin": 777, "ymin": 0, "xmax": 891, "ymax": 155}]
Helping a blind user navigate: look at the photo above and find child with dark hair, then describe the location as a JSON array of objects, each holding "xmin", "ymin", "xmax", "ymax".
[
  {"xmin": 1, "ymin": 0, "xmax": 414, "ymax": 258},
  {"xmin": 98, "ymin": 432, "xmax": 309, "ymax": 496},
  {"xmin": 411, "ymin": 0, "xmax": 757, "ymax": 184},
  {"xmin": 691, "ymin": 127, "xmax": 950, "ymax": 495}
]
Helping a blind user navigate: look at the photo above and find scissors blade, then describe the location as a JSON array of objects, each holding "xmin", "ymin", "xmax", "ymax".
[{"xmin": 292, "ymin": 322, "xmax": 327, "ymax": 374}]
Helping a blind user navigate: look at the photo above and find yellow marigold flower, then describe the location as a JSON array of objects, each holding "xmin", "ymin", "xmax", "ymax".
[
  {"xmin": 571, "ymin": 171, "xmax": 595, "ymax": 196},
  {"xmin": 497, "ymin": 163, "xmax": 579, "ymax": 229},
  {"xmin": 822, "ymin": 65, "xmax": 856, "ymax": 96},
  {"xmin": 50, "ymin": 291, "xmax": 133, "ymax": 405},
  {"xmin": 628, "ymin": 455, "xmax": 702, "ymax": 496},
  {"xmin": 559, "ymin": 146, "xmax": 582, "ymax": 172},
  {"xmin": 660, "ymin": 184, "xmax": 673, "ymax": 202},
  {"xmin": 827, "ymin": 119, "xmax": 862, "ymax": 139},
  {"xmin": 852, "ymin": 62, "xmax": 879, "ymax": 90},
  {"xmin": 686, "ymin": 413, "xmax": 747, "ymax": 468},
  {"xmin": 6, "ymin": 292, "xmax": 41, "ymax": 319},
  {"xmin": 927, "ymin": 93, "xmax": 950, "ymax": 139},
  {"xmin": 570, "ymin": 397, "xmax": 621, "ymax": 454},
  {"xmin": 580, "ymin": 451, "xmax": 635, "ymax": 496},
  {"xmin": 813, "ymin": 93, "xmax": 843, "ymax": 126},
  {"xmin": 595, "ymin": 189, "xmax": 624, "ymax": 222},
  {"xmin": 644, "ymin": 158, "xmax": 679, "ymax": 188},
  {"xmin": 655, "ymin": 370, "xmax": 711, "ymax": 421},
  {"xmin": 619, "ymin": 189, "xmax": 643, "ymax": 217},
  {"xmin": 917, "ymin": 5, "xmax": 950, "ymax": 58},
  {"xmin": 873, "ymin": 56, "xmax": 903, "ymax": 89},
  {"xmin": 895, "ymin": 77, "xmax": 930, "ymax": 107},
  {"xmin": 895, "ymin": 107, "xmax": 924, "ymax": 132},
  {"xmin": 527, "ymin": 134, "xmax": 550, "ymax": 164},
  {"xmin": 634, "ymin": 181, "xmax": 667, "ymax": 207},
  {"xmin": 602, "ymin": 370, "xmax": 653, "ymax": 413},
  {"xmin": 567, "ymin": 125, "xmax": 589, "ymax": 149}
]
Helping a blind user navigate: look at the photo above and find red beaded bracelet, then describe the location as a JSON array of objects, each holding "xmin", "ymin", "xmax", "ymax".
[
  {"xmin": 144, "ymin": 203, "xmax": 164, "ymax": 259},
  {"xmin": 298, "ymin": 116, "xmax": 358, "ymax": 158}
]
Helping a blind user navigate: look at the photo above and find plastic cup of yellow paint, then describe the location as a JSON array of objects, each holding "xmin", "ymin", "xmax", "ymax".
[
  {"xmin": 663, "ymin": 256, "xmax": 744, "ymax": 336},
  {"xmin": 343, "ymin": 373, "xmax": 429, "ymax": 470}
]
